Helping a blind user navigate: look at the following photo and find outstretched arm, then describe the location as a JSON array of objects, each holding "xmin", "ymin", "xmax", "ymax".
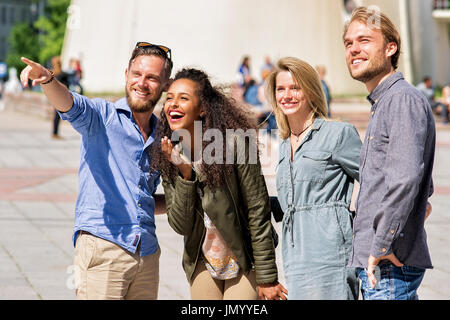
[{"xmin": 20, "ymin": 57, "xmax": 73, "ymax": 113}]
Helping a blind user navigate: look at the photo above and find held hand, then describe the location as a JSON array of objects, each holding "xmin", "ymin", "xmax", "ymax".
[
  {"xmin": 161, "ymin": 136, "xmax": 193, "ymax": 180},
  {"xmin": 258, "ymin": 281, "xmax": 288, "ymax": 300},
  {"xmin": 19, "ymin": 57, "xmax": 52, "ymax": 88},
  {"xmin": 367, "ymin": 254, "xmax": 403, "ymax": 289}
]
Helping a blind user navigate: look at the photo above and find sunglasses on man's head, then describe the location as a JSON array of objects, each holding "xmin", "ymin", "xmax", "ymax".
[{"xmin": 135, "ymin": 42, "xmax": 172, "ymax": 62}]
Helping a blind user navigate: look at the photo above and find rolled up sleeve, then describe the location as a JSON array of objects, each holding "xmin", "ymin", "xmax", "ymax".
[{"xmin": 57, "ymin": 92, "xmax": 108, "ymax": 136}]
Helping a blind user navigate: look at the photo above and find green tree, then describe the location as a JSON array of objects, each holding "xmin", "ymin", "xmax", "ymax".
[
  {"xmin": 5, "ymin": 22, "xmax": 40, "ymax": 72},
  {"xmin": 33, "ymin": 0, "xmax": 71, "ymax": 64},
  {"xmin": 6, "ymin": 0, "xmax": 70, "ymax": 72}
]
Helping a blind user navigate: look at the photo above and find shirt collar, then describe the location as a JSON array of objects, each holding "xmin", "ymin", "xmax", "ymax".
[
  {"xmin": 311, "ymin": 117, "xmax": 325, "ymax": 131},
  {"xmin": 367, "ymin": 72, "xmax": 404, "ymax": 105},
  {"xmin": 115, "ymin": 97, "xmax": 132, "ymax": 114},
  {"xmin": 115, "ymin": 97, "xmax": 158, "ymax": 140}
]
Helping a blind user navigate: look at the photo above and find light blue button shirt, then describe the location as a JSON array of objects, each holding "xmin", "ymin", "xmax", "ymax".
[{"xmin": 58, "ymin": 92, "xmax": 160, "ymax": 256}]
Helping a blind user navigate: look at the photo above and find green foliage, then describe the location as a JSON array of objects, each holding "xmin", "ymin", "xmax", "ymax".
[
  {"xmin": 34, "ymin": 0, "xmax": 71, "ymax": 64},
  {"xmin": 6, "ymin": 0, "xmax": 70, "ymax": 72},
  {"xmin": 5, "ymin": 22, "xmax": 40, "ymax": 73}
]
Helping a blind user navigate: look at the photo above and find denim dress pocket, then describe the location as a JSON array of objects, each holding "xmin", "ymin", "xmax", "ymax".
[{"xmin": 298, "ymin": 151, "xmax": 331, "ymax": 183}]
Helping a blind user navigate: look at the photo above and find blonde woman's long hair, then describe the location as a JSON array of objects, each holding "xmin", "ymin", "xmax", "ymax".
[{"xmin": 265, "ymin": 57, "xmax": 328, "ymax": 140}]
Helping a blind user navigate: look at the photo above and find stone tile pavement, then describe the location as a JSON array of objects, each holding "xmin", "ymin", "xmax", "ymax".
[{"xmin": 0, "ymin": 97, "xmax": 449, "ymax": 300}]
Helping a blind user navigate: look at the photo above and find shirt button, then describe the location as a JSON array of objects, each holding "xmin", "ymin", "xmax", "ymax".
[
  {"xmin": 390, "ymin": 229, "xmax": 395, "ymax": 234},
  {"xmin": 371, "ymin": 111, "xmax": 375, "ymax": 116},
  {"xmin": 138, "ymin": 203, "xmax": 141, "ymax": 207},
  {"xmin": 381, "ymin": 248, "xmax": 387, "ymax": 253},
  {"xmin": 369, "ymin": 136, "xmax": 374, "ymax": 140}
]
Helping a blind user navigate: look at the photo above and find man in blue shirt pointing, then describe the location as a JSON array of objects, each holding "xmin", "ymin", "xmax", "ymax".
[{"xmin": 20, "ymin": 42, "xmax": 173, "ymax": 299}]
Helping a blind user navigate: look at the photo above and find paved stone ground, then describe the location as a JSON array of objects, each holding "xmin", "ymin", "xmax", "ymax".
[{"xmin": 0, "ymin": 97, "xmax": 449, "ymax": 300}]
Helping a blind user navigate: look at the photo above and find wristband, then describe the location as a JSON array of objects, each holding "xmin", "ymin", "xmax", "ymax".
[{"xmin": 42, "ymin": 70, "xmax": 55, "ymax": 85}]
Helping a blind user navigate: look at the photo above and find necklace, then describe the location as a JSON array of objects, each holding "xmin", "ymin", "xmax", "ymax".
[{"xmin": 290, "ymin": 122, "xmax": 313, "ymax": 142}]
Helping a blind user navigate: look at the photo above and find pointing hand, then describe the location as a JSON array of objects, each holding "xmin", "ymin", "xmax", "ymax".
[{"xmin": 20, "ymin": 57, "xmax": 53, "ymax": 88}]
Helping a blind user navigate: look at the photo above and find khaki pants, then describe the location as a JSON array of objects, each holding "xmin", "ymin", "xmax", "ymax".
[
  {"xmin": 190, "ymin": 260, "xmax": 258, "ymax": 300},
  {"xmin": 74, "ymin": 232, "xmax": 160, "ymax": 300}
]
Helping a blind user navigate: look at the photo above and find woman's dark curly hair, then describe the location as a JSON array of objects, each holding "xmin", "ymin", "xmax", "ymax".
[{"xmin": 150, "ymin": 68, "xmax": 257, "ymax": 191}]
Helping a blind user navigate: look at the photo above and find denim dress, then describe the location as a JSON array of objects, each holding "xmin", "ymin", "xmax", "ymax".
[{"xmin": 276, "ymin": 118, "xmax": 362, "ymax": 300}]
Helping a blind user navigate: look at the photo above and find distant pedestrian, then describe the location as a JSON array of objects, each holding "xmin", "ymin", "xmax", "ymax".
[
  {"xmin": 50, "ymin": 56, "xmax": 70, "ymax": 139},
  {"xmin": 343, "ymin": 7, "xmax": 435, "ymax": 300},
  {"xmin": 19, "ymin": 41, "xmax": 173, "ymax": 300},
  {"xmin": 443, "ymin": 83, "xmax": 450, "ymax": 116}
]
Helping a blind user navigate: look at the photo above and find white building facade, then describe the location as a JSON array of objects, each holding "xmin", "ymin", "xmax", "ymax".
[{"xmin": 61, "ymin": 0, "xmax": 450, "ymax": 95}]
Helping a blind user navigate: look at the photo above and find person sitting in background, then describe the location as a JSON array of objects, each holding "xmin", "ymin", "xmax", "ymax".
[
  {"xmin": 260, "ymin": 56, "xmax": 274, "ymax": 76},
  {"xmin": 243, "ymin": 69, "xmax": 277, "ymax": 134},
  {"xmin": 442, "ymin": 83, "xmax": 450, "ymax": 117},
  {"xmin": 416, "ymin": 76, "xmax": 449, "ymax": 124},
  {"xmin": 238, "ymin": 56, "xmax": 255, "ymax": 96}
]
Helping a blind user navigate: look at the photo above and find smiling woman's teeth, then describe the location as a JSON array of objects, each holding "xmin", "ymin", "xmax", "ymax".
[{"xmin": 169, "ymin": 111, "xmax": 184, "ymax": 119}]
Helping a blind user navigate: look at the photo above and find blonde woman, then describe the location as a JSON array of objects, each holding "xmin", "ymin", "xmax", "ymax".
[{"xmin": 265, "ymin": 57, "xmax": 362, "ymax": 299}]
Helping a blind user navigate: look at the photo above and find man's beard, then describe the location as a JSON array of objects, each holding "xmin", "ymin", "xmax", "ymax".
[
  {"xmin": 348, "ymin": 52, "xmax": 391, "ymax": 83},
  {"xmin": 125, "ymin": 87, "xmax": 162, "ymax": 113}
]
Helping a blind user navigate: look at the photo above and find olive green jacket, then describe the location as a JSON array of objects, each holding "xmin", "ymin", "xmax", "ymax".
[{"xmin": 162, "ymin": 152, "xmax": 278, "ymax": 285}]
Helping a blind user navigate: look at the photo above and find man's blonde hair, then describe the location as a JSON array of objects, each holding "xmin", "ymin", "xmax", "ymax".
[
  {"xmin": 265, "ymin": 57, "xmax": 328, "ymax": 140},
  {"xmin": 343, "ymin": 6, "xmax": 402, "ymax": 70}
]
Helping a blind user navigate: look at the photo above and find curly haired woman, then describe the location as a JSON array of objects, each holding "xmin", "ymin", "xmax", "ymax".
[{"xmin": 150, "ymin": 68, "xmax": 287, "ymax": 300}]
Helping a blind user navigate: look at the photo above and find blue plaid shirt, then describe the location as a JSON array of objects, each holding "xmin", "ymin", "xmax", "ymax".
[{"xmin": 59, "ymin": 92, "xmax": 160, "ymax": 256}]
